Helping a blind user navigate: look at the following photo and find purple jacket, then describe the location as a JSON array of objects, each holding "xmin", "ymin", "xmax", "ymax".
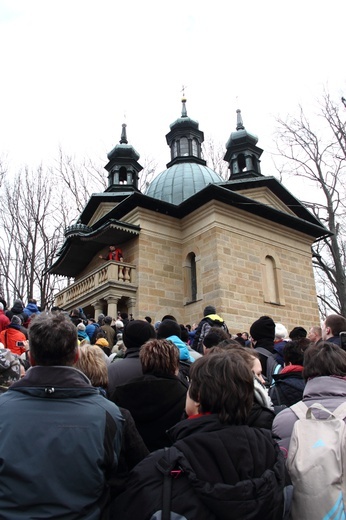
[{"xmin": 272, "ymin": 376, "xmax": 346, "ymax": 455}]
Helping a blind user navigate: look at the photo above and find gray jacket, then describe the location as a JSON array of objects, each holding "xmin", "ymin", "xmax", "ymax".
[{"xmin": 272, "ymin": 376, "xmax": 346, "ymax": 454}]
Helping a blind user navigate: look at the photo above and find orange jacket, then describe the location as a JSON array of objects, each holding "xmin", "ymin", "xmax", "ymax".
[{"xmin": 0, "ymin": 326, "xmax": 27, "ymax": 355}]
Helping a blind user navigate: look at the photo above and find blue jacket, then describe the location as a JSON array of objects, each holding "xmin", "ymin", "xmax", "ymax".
[
  {"xmin": 0, "ymin": 365, "xmax": 124, "ymax": 519},
  {"xmin": 167, "ymin": 335, "xmax": 195, "ymax": 363}
]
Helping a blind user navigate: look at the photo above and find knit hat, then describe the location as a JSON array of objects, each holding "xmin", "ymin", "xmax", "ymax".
[
  {"xmin": 115, "ymin": 320, "xmax": 124, "ymax": 329},
  {"xmin": 203, "ymin": 305, "xmax": 216, "ymax": 316},
  {"xmin": 154, "ymin": 321, "xmax": 161, "ymax": 331},
  {"xmin": 203, "ymin": 331, "xmax": 222, "ymax": 349},
  {"xmin": 0, "ymin": 348, "xmax": 21, "ymax": 388},
  {"xmin": 77, "ymin": 323, "xmax": 86, "ymax": 331},
  {"xmin": 157, "ymin": 319, "xmax": 182, "ymax": 339},
  {"xmin": 122, "ymin": 320, "xmax": 156, "ymax": 351},
  {"xmin": 250, "ymin": 316, "xmax": 275, "ymax": 341},
  {"xmin": 95, "ymin": 338, "xmax": 109, "ymax": 348},
  {"xmin": 289, "ymin": 326, "xmax": 307, "ymax": 340},
  {"xmin": 11, "ymin": 315, "xmax": 22, "ymax": 326}
]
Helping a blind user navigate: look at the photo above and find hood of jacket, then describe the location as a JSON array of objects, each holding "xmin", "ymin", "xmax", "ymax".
[
  {"xmin": 9, "ymin": 365, "xmax": 98, "ymax": 399},
  {"xmin": 167, "ymin": 335, "xmax": 195, "ymax": 363},
  {"xmin": 23, "ymin": 302, "xmax": 40, "ymax": 316},
  {"xmin": 167, "ymin": 414, "xmax": 285, "ymax": 519},
  {"xmin": 204, "ymin": 314, "xmax": 224, "ymax": 325}
]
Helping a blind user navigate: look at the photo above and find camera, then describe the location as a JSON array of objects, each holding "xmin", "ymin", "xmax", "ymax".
[{"xmin": 16, "ymin": 341, "xmax": 25, "ymax": 347}]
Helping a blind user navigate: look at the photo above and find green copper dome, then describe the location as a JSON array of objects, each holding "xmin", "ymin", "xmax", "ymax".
[{"xmin": 145, "ymin": 162, "xmax": 223, "ymax": 205}]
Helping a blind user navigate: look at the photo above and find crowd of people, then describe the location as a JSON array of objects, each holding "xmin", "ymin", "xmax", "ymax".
[{"xmin": 0, "ymin": 296, "xmax": 346, "ymax": 518}]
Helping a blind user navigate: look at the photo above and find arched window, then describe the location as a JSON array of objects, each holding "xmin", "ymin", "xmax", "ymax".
[
  {"xmin": 192, "ymin": 138, "xmax": 198, "ymax": 157},
  {"xmin": 172, "ymin": 141, "xmax": 178, "ymax": 158},
  {"xmin": 180, "ymin": 137, "xmax": 189, "ymax": 156},
  {"xmin": 119, "ymin": 166, "xmax": 127, "ymax": 184},
  {"xmin": 185, "ymin": 252, "xmax": 197, "ymax": 303},
  {"xmin": 265, "ymin": 255, "xmax": 279, "ymax": 304}
]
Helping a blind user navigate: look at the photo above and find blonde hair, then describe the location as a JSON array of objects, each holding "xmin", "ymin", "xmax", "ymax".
[{"xmin": 75, "ymin": 344, "xmax": 108, "ymax": 389}]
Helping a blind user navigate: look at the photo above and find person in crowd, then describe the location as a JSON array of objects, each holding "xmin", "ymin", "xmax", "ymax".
[
  {"xmin": 99, "ymin": 245, "xmax": 123, "ymax": 262},
  {"xmin": 321, "ymin": 314, "xmax": 346, "ymax": 347},
  {"xmin": 85, "ymin": 317, "xmax": 98, "ymax": 341},
  {"xmin": 74, "ymin": 343, "xmax": 149, "ymax": 497},
  {"xmin": 157, "ymin": 319, "xmax": 195, "ymax": 384},
  {"xmin": 202, "ymin": 326, "xmax": 230, "ymax": 353},
  {"xmin": 144, "ymin": 316, "xmax": 152, "ymax": 324},
  {"xmin": 272, "ymin": 341, "xmax": 346, "ymax": 454},
  {"xmin": 249, "ymin": 315, "xmax": 276, "ymax": 378},
  {"xmin": 0, "ymin": 315, "xmax": 28, "ymax": 356},
  {"xmin": 23, "ymin": 298, "xmax": 41, "ymax": 318},
  {"xmin": 288, "ymin": 326, "xmax": 307, "ymax": 341},
  {"xmin": 110, "ymin": 351, "xmax": 288, "ymax": 519},
  {"xmin": 0, "ymin": 302, "xmax": 10, "ymax": 332},
  {"xmin": 307, "ymin": 325, "xmax": 322, "ymax": 345},
  {"xmin": 269, "ymin": 339, "xmax": 309, "ymax": 407},
  {"xmin": 273, "ymin": 323, "xmax": 289, "ymax": 366},
  {"xmin": 0, "ymin": 311, "xmax": 124, "ymax": 519},
  {"xmin": 111, "ymin": 339, "xmax": 187, "ymax": 452},
  {"xmin": 101, "ymin": 315, "xmax": 116, "ymax": 347},
  {"xmin": 5, "ymin": 299, "xmax": 29, "ymax": 326},
  {"xmin": 108, "ymin": 319, "xmax": 156, "ymax": 396},
  {"xmin": 179, "ymin": 324, "xmax": 202, "ymax": 360},
  {"xmin": 0, "ymin": 347, "xmax": 22, "ymax": 394},
  {"xmin": 77, "ymin": 322, "xmax": 90, "ymax": 344},
  {"xmin": 94, "ymin": 333, "xmax": 111, "ymax": 357},
  {"xmin": 192, "ymin": 305, "xmax": 229, "ymax": 354},
  {"xmin": 241, "ymin": 331, "xmax": 252, "ymax": 347}
]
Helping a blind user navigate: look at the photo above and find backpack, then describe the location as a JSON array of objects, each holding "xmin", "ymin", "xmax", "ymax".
[
  {"xmin": 255, "ymin": 347, "xmax": 282, "ymax": 384},
  {"xmin": 287, "ymin": 401, "xmax": 346, "ymax": 520}
]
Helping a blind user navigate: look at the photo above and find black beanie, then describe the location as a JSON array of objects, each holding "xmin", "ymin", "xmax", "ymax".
[
  {"xmin": 204, "ymin": 305, "xmax": 216, "ymax": 316},
  {"xmin": 250, "ymin": 316, "xmax": 275, "ymax": 341},
  {"xmin": 157, "ymin": 319, "xmax": 182, "ymax": 339},
  {"xmin": 123, "ymin": 320, "xmax": 156, "ymax": 350},
  {"xmin": 289, "ymin": 327, "xmax": 307, "ymax": 340}
]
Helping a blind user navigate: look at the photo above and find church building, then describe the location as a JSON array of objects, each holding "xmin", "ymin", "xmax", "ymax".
[{"xmin": 50, "ymin": 98, "xmax": 329, "ymax": 332}]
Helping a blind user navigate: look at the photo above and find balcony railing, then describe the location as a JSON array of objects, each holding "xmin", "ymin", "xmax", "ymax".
[{"xmin": 54, "ymin": 261, "xmax": 136, "ymax": 309}]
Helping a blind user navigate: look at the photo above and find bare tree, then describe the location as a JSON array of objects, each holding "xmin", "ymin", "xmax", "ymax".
[
  {"xmin": 202, "ymin": 136, "xmax": 229, "ymax": 179},
  {"xmin": 0, "ymin": 166, "xmax": 67, "ymax": 309},
  {"xmin": 275, "ymin": 92, "xmax": 346, "ymax": 316}
]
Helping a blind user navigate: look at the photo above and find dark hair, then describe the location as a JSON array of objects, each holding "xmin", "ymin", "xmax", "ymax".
[
  {"xmin": 144, "ymin": 316, "xmax": 152, "ymax": 324},
  {"xmin": 179, "ymin": 325, "xmax": 189, "ymax": 343},
  {"xmin": 303, "ymin": 341, "xmax": 346, "ymax": 380},
  {"xmin": 140, "ymin": 339, "xmax": 180, "ymax": 375},
  {"xmin": 188, "ymin": 352, "xmax": 254, "ymax": 424},
  {"xmin": 28, "ymin": 312, "xmax": 78, "ymax": 366},
  {"xmin": 203, "ymin": 327, "xmax": 230, "ymax": 349},
  {"xmin": 325, "ymin": 314, "xmax": 346, "ymax": 336},
  {"xmin": 213, "ymin": 339, "xmax": 242, "ymax": 351},
  {"xmin": 289, "ymin": 327, "xmax": 307, "ymax": 340},
  {"xmin": 161, "ymin": 314, "xmax": 177, "ymax": 322},
  {"xmin": 157, "ymin": 319, "xmax": 181, "ymax": 339},
  {"xmin": 283, "ymin": 340, "xmax": 306, "ymax": 366}
]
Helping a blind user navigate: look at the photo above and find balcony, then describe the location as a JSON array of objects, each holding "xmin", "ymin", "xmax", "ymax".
[{"xmin": 54, "ymin": 261, "xmax": 136, "ymax": 309}]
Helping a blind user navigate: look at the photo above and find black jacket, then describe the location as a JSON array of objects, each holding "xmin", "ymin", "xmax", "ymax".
[
  {"xmin": 111, "ymin": 414, "xmax": 287, "ymax": 520},
  {"xmin": 270, "ymin": 370, "xmax": 305, "ymax": 407},
  {"xmin": 111, "ymin": 372, "xmax": 187, "ymax": 452}
]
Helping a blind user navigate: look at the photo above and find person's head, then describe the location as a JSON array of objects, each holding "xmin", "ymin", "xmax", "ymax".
[
  {"xmin": 289, "ymin": 326, "xmax": 307, "ymax": 340},
  {"xmin": 97, "ymin": 313, "xmax": 105, "ymax": 325},
  {"xmin": 77, "ymin": 322, "xmax": 86, "ymax": 332},
  {"xmin": 179, "ymin": 325, "xmax": 189, "ymax": 344},
  {"xmin": 283, "ymin": 340, "xmax": 305, "ymax": 366},
  {"xmin": 307, "ymin": 326, "xmax": 322, "ymax": 343},
  {"xmin": 11, "ymin": 315, "xmax": 22, "ymax": 326},
  {"xmin": 203, "ymin": 327, "xmax": 230, "ymax": 352},
  {"xmin": 123, "ymin": 319, "xmax": 156, "ymax": 351},
  {"xmin": 104, "ymin": 316, "xmax": 112, "ymax": 326},
  {"xmin": 161, "ymin": 314, "xmax": 177, "ymax": 322},
  {"xmin": 140, "ymin": 339, "xmax": 180, "ymax": 376},
  {"xmin": 28, "ymin": 312, "xmax": 78, "ymax": 366},
  {"xmin": 249, "ymin": 316, "xmax": 275, "ymax": 343},
  {"xmin": 274, "ymin": 323, "xmax": 288, "ymax": 342},
  {"xmin": 203, "ymin": 305, "xmax": 216, "ymax": 317},
  {"xmin": 241, "ymin": 332, "xmax": 249, "ymax": 341},
  {"xmin": 157, "ymin": 319, "xmax": 181, "ymax": 339},
  {"xmin": 186, "ymin": 351, "xmax": 254, "ymax": 424},
  {"xmin": 303, "ymin": 341, "xmax": 346, "ymax": 380},
  {"xmin": 75, "ymin": 344, "xmax": 108, "ymax": 389},
  {"xmin": 322, "ymin": 314, "xmax": 346, "ymax": 340},
  {"xmin": 144, "ymin": 316, "xmax": 152, "ymax": 324}
]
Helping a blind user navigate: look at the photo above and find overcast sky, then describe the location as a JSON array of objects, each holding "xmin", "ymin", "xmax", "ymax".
[{"xmin": 1, "ymin": 0, "xmax": 345, "ymax": 199}]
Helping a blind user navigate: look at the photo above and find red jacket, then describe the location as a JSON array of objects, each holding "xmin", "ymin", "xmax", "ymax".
[
  {"xmin": 0, "ymin": 310, "xmax": 10, "ymax": 333},
  {"xmin": 0, "ymin": 326, "xmax": 26, "ymax": 355}
]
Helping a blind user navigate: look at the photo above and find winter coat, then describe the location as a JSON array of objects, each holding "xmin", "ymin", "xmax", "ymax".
[
  {"xmin": 5, "ymin": 301, "xmax": 29, "ymax": 325},
  {"xmin": 0, "ymin": 325, "xmax": 26, "ymax": 355},
  {"xmin": 269, "ymin": 366, "xmax": 305, "ymax": 408},
  {"xmin": 192, "ymin": 314, "xmax": 228, "ymax": 354},
  {"xmin": 110, "ymin": 414, "xmax": 287, "ymax": 520},
  {"xmin": 0, "ymin": 365, "xmax": 124, "ymax": 519},
  {"xmin": 23, "ymin": 302, "xmax": 40, "ymax": 317},
  {"xmin": 0, "ymin": 310, "xmax": 10, "ymax": 333},
  {"xmin": 272, "ymin": 375, "xmax": 346, "ymax": 454},
  {"xmin": 107, "ymin": 348, "xmax": 143, "ymax": 396},
  {"xmin": 327, "ymin": 335, "xmax": 342, "ymax": 347},
  {"xmin": 111, "ymin": 372, "xmax": 187, "ymax": 452}
]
